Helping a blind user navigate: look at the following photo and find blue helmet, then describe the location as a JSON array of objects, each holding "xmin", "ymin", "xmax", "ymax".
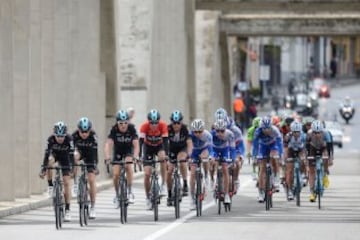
[
  {"xmin": 54, "ymin": 121, "xmax": 67, "ymax": 136},
  {"xmin": 77, "ymin": 117, "xmax": 92, "ymax": 132},
  {"xmin": 260, "ymin": 116, "xmax": 272, "ymax": 128},
  {"xmin": 290, "ymin": 121, "xmax": 302, "ymax": 132},
  {"xmin": 214, "ymin": 119, "xmax": 227, "ymax": 130},
  {"xmin": 116, "ymin": 110, "xmax": 129, "ymax": 121},
  {"xmin": 147, "ymin": 109, "xmax": 160, "ymax": 123},
  {"xmin": 170, "ymin": 110, "xmax": 183, "ymax": 122},
  {"xmin": 311, "ymin": 120, "xmax": 323, "ymax": 132}
]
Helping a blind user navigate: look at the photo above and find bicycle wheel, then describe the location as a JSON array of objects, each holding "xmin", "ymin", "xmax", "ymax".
[
  {"xmin": 78, "ymin": 181, "xmax": 84, "ymax": 227},
  {"xmin": 83, "ymin": 181, "xmax": 89, "ymax": 226},
  {"xmin": 174, "ymin": 176, "xmax": 180, "ymax": 219},
  {"xmin": 295, "ymin": 168, "xmax": 301, "ymax": 207},
  {"xmin": 152, "ymin": 179, "xmax": 159, "ymax": 221},
  {"xmin": 217, "ymin": 171, "xmax": 222, "ymax": 215},
  {"xmin": 196, "ymin": 172, "xmax": 202, "ymax": 217},
  {"xmin": 265, "ymin": 168, "xmax": 271, "ymax": 211},
  {"xmin": 120, "ymin": 177, "xmax": 128, "ymax": 224},
  {"xmin": 317, "ymin": 169, "xmax": 321, "ymax": 209},
  {"xmin": 54, "ymin": 185, "xmax": 62, "ymax": 229}
]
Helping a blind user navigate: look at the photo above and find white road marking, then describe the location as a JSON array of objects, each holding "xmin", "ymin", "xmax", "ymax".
[{"xmin": 143, "ymin": 178, "xmax": 253, "ymax": 240}]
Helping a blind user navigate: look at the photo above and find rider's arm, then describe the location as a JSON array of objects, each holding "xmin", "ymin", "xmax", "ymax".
[
  {"xmin": 251, "ymin": 129, "xmax": 260, "ymax": 157},
  {"xmin": 186, "ymin": 137, "xmax": 193, "ymax": 158},
  {"xmin": 104, "ymin": 138, "xmax": 114, "ymax": 161},
  {"xmin": 42, "ymin": 137, "xmax": 52, "ymax": 168},
  {"xmin": 68, "ymin": 136, "xmax": 75, "ymax": 168},
  {"xmin": 91, "ymin": 133, "xmax": 99, "ymax": 165}
]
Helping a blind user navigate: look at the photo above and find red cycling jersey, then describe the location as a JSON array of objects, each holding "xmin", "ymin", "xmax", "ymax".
[{"xmin": 139, "ymin": 120, "xmax": 168, "ymax": 146}]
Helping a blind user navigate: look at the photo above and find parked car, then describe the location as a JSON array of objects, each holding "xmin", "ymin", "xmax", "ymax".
[{"xmin": 324, "ymin": 121, "xmax": 344, "ymax": 148}]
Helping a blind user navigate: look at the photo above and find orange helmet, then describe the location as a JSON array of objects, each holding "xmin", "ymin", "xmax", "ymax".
[{"xmin": 271, "ymin": 115, "xmax": 281, "ymax": 127}]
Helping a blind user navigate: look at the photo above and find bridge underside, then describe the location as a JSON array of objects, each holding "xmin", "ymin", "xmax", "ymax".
[{"xmin": 220, "ymin": 14, "xmax": 360, "ymax": 36}]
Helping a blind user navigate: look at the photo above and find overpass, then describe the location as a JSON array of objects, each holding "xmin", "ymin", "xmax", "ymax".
[{"xmin": 1, "ymin": 0, "xmax": 359, "ymax": 203}]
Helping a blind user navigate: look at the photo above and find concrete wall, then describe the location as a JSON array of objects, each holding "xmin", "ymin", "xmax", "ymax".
[
  {"xmin": 0, "ymin": 0, "xmax": 106, "ymax": 201},
  {"xmin": 150, "ymin": 0, "xmax": 195, "ymax": 123}
]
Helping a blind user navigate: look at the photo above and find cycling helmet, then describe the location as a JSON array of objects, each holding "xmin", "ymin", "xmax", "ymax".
[
  {"xmin": 191, "ymin": 119, "xmax": 205, "ymax": 131},
  {"xmin": 271, "ymin": 115, "xmax": 281, "ymax": 126},
  {"xmin": 77, "ymin": 117, "xmax": 92, "ymax": 132},
  {"xmin": 260, "ymin": 116, "xmax": 272, "ymax": 129},
  {"xmin": 252, "ymin": 117, "xmax": 261, "ymax": 128},
  {"xmin": 214, "ymin": 108, "xmax": 228, "ymax": 121},
  {"xmin": 214, "ymin": 119, "xmax": 227, "ymax": 130},
  {"xmin": 170, "ymin": 110, "xmax": 183, "ymax": 122},
  {"xmin": 147, "ymin": 109, "xmax": 160, "ymax": 123},
  {"xmin": 290, "ymin": 121, "xmax": 302, "ymax": 132},
  {"xmin": 311, "ymin": 120, "xmax": 323, "ymax": 132},
  {"xmin": 116, "ymin": 110, "xmax": 129, "ymax": 121},
  {"xmin": 54, "ymin": 121, "xmax": 67, "ymax": 136},
  {"xmin": 284, "ymin": 116, "xmax": 294, "ymax": 125},
  {"xmin": 302, "ymin": 116, "xmax": 314, "ymax": 125}
]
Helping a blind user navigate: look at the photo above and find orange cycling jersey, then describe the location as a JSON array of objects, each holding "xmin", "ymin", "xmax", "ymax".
[{"xmin": 139, "ymin": 120, "xmax": 168, "ymax": 146}]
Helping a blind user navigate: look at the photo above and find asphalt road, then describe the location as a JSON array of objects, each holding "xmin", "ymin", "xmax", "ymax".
[{"xmin": 0, "ymin": 84, "xmax": 359, "ymax": 240}]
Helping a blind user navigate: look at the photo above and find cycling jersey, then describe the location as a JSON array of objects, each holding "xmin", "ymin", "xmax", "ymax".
[
  {"xmin": 107, "ymin": 123, "xmax": 138, "ymax": 158},
  {"xmin": 42, "ymin": 134, "xmax": 74, "ymax": 175},
  {"xmin": 210, "ymin": 129, "xmax": 236, "ymax": 162},
  {"xmin": 284, "ymin": 131, "xmax": 306, "ymax": 151},
  {"xmin": 167, "ymin": 124, "xmax": 190, "ymax": 159},
  {"xmin": 72, "ymin": 130, "xmax": 98, "ymax": 170},
  {"xmin": 228, "ymin": 123, "xmax": 245, "ymax": 156},
  {"xmin": 189, "ymin": 129, "xmax": 213, "ymax": 161},
  {"xmin": 252, "ymin": 126, "xmax": 283, "ymax": 159},
  {"xmin": 139, "ymin": 120, "xmax": 168, "ymax": 146}
]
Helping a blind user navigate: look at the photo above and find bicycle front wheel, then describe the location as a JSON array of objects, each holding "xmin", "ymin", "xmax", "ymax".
[
  {"xmin": 317, "ymin": 169, "xmax": 322, "ymax": 209},
  {"xmin": 120, "ymin": 178, "xmax": 128, "ymax": 224},
  {"xmin": 54, "ymin": 185, "xmax": 62, "ymax": 229},
  {"xmin": 295, "ymin": 168, "xmax": 301, "ymax": 207},
  {"xmin": 265, "ymin": 168, "xmax": 272, "ymax": 211},
  {"xmin": 174, "ymin": 176, "xmax": 181, "ymax": 219},
  {"xmin": 196, "ymin": 172, "xmax": 202, "ymax": 217}
]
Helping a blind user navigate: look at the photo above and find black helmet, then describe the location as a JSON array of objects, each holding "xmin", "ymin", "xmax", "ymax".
[
  {"xmin": 147, "ymin": 109, "xmax": 160, "ymax": 123},
  {"xmin": 170, "ymin": 110, "xmax": 183, "ymax": 122},
  {"xmin": 77, "ymin": 117, "xmax": 92, "ymax": 132},
  {"xmin": 54, "ymin": 121, "xmax": 67, "ymax": 136}
]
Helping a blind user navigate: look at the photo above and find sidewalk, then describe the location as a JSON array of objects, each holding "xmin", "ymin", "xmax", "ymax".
[{"xmin": 0, "ymin": 172, "xmax": 144, "ymax": 218}]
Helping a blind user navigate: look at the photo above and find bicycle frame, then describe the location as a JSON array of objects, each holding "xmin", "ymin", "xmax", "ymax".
[
  {"xmin": 171, "ymin": 158, "xmax": 184, "ymax": 219},
  {"xmin": 194, "ymin": 158, "xmax": 204, "ymax": 217},
  {"xmin": 149, "ymin": 159, "xmax": 161, "ymax": 221}
]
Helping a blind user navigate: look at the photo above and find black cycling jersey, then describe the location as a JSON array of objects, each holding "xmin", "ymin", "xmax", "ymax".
[
  {"xmin": 42, "ymin": 134, "xmax": 74, "ymax": 168},
  {"xmin": 107, "ymin": 123, "xmax": 138, "ymax": 156},
  {"xmin": 167, "ymin": 124, "xmax": 190, "ymax": 151},
  {"xmin": 72, "ymin": 130, "xmax": 98, "ymax": 165}
]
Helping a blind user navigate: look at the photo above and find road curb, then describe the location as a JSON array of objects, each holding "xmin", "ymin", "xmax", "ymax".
[{"xmin": 0, "ymin": 171, "xmax": 144, "ymax": 218}]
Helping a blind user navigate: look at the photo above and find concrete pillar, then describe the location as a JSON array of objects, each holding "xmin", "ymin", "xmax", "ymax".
[
  {"xmin": 29, "ymin": 0, "xmax": 44, "ymax": 194},
  {"xmin": 13, "ymin": 0, "xmax": 30, "ymax": 198},
  {"xmin": 195, "ymin": 10, "xmax": 222, "ymax": 125},
  {"xmin": 150, "ymin": 0, "xmax": 195, "ymax": 123},
  {"xmin": 114, "ymin": 0, "xmax": 152, "ymax": 127},
  {"xmin": 219, "ymin": 31, "xmax": 231, "ymax": 114},
  {"xmin": 0, "ymin": 0, "xmax": 15, "ymax": 201},
  {"xmin": 100, "ymin": 0, "xmax": 117, "ymax": 117}
]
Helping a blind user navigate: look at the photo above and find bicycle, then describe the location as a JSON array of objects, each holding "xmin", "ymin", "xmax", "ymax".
[
  {"xmin": 73, "ymin": 160, "xmax": 95, "ymax": 226},
  {"xmin": 149, "ymin": 159, "xmax": 162, "ymax": 221},
  {"xmin": 169, "ymin": 158, "xmax": 186, "ymax": 219},
  {"xmin": 308, "ymin": 151, "xmax": 326, "ymax": 209},
  {"xmin": 44, "ymin": 163, "xmax": 66, "ymax": 230},
  {"xmin": 227, "ymin": 160, "xmax": 237, "ymax": 211},
  {"xmin": 214, "ymin": 157, "xmax": 231, "ymax": 214},
  {"xmin": 106, "ymin": 158, "xmax": 131, "ymax": 224},
  {"xmin": 286, "ymin": 151, "xmax": 302, "ymax": 207},
  {"xmin": 194, "ymin": 158, "xmax": 205, "ymax": 217}
]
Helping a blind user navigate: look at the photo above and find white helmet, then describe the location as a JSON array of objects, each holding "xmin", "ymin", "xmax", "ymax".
[
  {"xmin": 214, "ymin": 108, "xmax": 228, "ymax": 121},
  {"xmin": 290, "ymin": 121, "xmax": 302, "ymax": 132},
  {"xmin": 191, "ymin": 119, "xmax": 205, "ymax": 131},
  {"xmin": 311, "ymin": 120, "xmax": 323, "ymax": 132},
  {"xmin": 214, "ymin": 119, "xmax": 227, "ymax": 130}
]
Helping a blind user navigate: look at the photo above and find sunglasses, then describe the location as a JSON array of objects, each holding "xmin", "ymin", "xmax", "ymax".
[
  {"xmin": 216, "ymin": 129, "xmax": 225, "ymax": 133},
  {"xmin": 80, "ymin": 130, "xmax": 89, "ymax": 134},
  {"xmin": 150, "ymin": 121, "xmax": 159, "ymax": 125},
  {"xmin": 172, "ymin": 121, "xmax": 181, "ymax": 125},
  {"xmin": 314, "ymin": 131, "xmax": 322, "ymax": 135},
  {"xmin": 293, "ymin": 131, "xmax": 300, "ymax": 134},
  {"xmin": 194, "ymin": 131, "xmax": 203, "ymax": 134},
  {"xmin": 117, "ymin": 121, "xmax": 128, "ymax": 125},
  {"xmin": 55, "ymin": 135, "xmax": 65, "ymax": 138}
]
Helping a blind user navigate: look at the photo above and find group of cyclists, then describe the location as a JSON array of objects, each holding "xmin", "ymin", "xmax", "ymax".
[{"xmin": 39, "ymin": 105, "xmax": 334, "ymax": 222}]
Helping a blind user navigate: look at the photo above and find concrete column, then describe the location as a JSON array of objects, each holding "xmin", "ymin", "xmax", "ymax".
[
  {"xmin": 100, "ymin": 0, "xmax": 117, "ymax": 117},
  {"xmin": 150, "ymin": 0, "xmax": 195, "ymax": 123},
  {"xmin": 0, "ymin": 0, "xmax": 15, "ymax": 201},
  {"xmin": 29, "ymin": 0, "xmax": 44, "ymax": 194},
  {"xmin": 195, "ymin": 11, "xmax": 222, "ymax": 125},
  {"xmin": 13, "ymin": 0, "xmax": 30, "ymax": 198},
  {"xmin": 114, "ymin": 0, "xmax": 152, "ymax": 127}
]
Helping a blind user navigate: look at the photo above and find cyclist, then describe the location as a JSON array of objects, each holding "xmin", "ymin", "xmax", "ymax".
[
  {"xmin": 72, "ymin": 117, "xmax": 98, "ymax": 219},
  {"xmin": 306, "ymin": 120, "xmax": 331, "ymax": 202},
  {"xmin": 210, "ymin": 119, "xmax": 236, "ymax": 204},
  {"xmin": 252, "ymin": 116, "xmax": 283, "ymax": 202},
  {"xmin": 321, "ymin": 120, "xmax": 334, "ymax": 188},
  {"xmin": 283, "ymin": 120, "xmax": 306, "ymax": 200},
  {"xmin": 139, "ymin": 109, "xmax": 169, "ymax": 210},
  {"xmin": 166, "ymin": 110, "xmax": 193, "ymax": 206},
  {"xmin": 104, "ymin": 110, "xmax": 140, "ymax": 206},
  {"xmin": 39, "ymin": 121, "xmax": 74, "ymax": 222},
  {"xmin": 189, "ymin": 118, "xmax": 213, "ymax": 210},
  {"xmin": 246, "ymin": 117, "xmax": 261, "ymax": 180}
]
